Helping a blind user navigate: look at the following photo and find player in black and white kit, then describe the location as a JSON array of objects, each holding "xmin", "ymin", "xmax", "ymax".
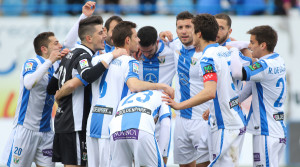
[{"xmin": 47, "ymin": 15, "xmax": 125, "ymax": 166}]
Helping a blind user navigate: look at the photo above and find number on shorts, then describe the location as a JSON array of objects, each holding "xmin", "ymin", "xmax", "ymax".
[{"xmin": 14, "ymin": 147, "xmax": 22, "ymax": 156}]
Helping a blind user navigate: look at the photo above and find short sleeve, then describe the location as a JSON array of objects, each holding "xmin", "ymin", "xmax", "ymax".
[
  {"xmin": 159, "ymin": 102, "xmax": 172, "ymax": 122},
  {"xmin": 125, "ymin": 59, "xmax": 140, "ymax": 82},
  {"xmin": 23, "ymin": 59, "xmax": 38, "ymax": 77},
  {"xmin": 244, "ymin": 59, "xmax": 268, "ymax": 81}
]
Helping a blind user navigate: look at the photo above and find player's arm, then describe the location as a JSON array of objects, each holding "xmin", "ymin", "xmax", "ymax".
[
  {"xmin": 55, "ymin": 77, "xmax": 83, "ymax": 101},
  {"xmin": 24, "ymin": 50, "xmax": 61, "ymax": 90},
  {"xmin": 163, "ymin": 81, "xmax": 216, "ymax": 110},
  {"xmin": 239, "ymin": 81, "xmax": 252, "ymax": 103},
  {"xmin": 78, "ymin": 48, "xmax": 127, "ymax": 83},
  {"xmin": 127, "ymin": 78, "xmax": 174, "ymax": 99},
  {"xmin": 64, "ymin": 1, "xmax": 96, "ymax": 49},
  {"xmin": 158, "ymin": 117, "xmax": 171, "ymax": 164}
]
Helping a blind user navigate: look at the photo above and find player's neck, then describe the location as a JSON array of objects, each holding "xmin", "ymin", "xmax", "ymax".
[{"xmin": 199, "ymin": 40, "xmax": 216, "ymax": 52}]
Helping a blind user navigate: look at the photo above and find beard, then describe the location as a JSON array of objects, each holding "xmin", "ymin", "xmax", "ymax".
[{"xmin": 217, "ymin": 32, "xmax": 229, "ymax": 45}]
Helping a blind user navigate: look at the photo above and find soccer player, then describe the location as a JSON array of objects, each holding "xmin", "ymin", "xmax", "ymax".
[
  {"xmin": 231, "ymin": 25, "xmax": 287, "ymax": 167},
  {"xmin": 86, "ymin": 21, "xmax": 174, "ymax": 166},
  {"xmin": 64, "ymin": 1, "xmax": 123, "ymax": 54},
  {"xmin": 1, "ymin": 32, "xmax": 62, "ymax": 167},
  {"xmin": 47, "ymin": 16, "xmax": 125, "ymax": 166},
  {"xmin": 160, "ymin": 11, "xmax": 210, "ymax": 167},
  {"xmin": 109, "ymin": 90, "xmax": 171, "ymax": 167},
  {"xmin": 215, "ymin": 13, "xmax": 232, "ymax": 46},
  {"xmin": 163, "ymin": 14, "xmax": 247, "ymax": 167},
  {"xmin": 137, "ymin": 26, "xmax": 175, "ymax": 164}
]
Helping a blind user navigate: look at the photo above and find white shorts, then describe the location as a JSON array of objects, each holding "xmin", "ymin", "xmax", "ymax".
[
  {"xmin": 110, "ymin": 129, "xmax": 164, "ymax": 167},
  {"xmin": 86, "ymin": 136, "xmax": 110, "ymax": 167},
  {"xmin": 1, "ymin": 125, "xmax": 55, "ymax": 167},
  {"xmin": 209, "ymin": 127, "xmax": 246, "ymax": 167},
  {"xmin": 173, "ymin": 116, "xmax": 209, "ymax": 164},
  {"xmin": 252, "ymin": 135, "xmax": 286, "ymax": 167}
]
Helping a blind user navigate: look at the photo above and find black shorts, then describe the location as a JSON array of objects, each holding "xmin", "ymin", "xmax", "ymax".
[{"xmin": 52, "ymin": 131, "xmax": 87, "ymax": 165}]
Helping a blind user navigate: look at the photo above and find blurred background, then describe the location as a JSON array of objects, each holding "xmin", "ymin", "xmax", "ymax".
[{"xmin": 1, "ymin": 0, "xmax": 300, "ymax": 166}]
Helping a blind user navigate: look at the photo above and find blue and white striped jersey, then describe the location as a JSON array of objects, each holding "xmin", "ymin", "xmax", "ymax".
[
  {"xmin": 109, "ymin": 90, "xmax": 172, "ymax": 135},
  {"xmin": 169, "ymin": 38, "xmax": 211, "ymax": 119},
  {"xmin": 86, "ymin": 54, "xmax": 139, "ymax": 138},
  {"xmin": 13, "ymin": 55, "xmax": 55, "ymax": 132},
  {"xmin": 138, "ymin": 40, "xmax": 176, "ymax": 86},
  {"xmin": 200, "ymin": 44, "xmax": 246, "ymax": 132},
  {"xmin": 244, "ymin": 53, "xmax": 287, "ymax": 138}
]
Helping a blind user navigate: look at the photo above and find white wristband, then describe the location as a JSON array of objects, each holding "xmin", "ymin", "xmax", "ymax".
[{"xmin": 101, "ymin": 53, "xmax": 114, "ymax": 65}]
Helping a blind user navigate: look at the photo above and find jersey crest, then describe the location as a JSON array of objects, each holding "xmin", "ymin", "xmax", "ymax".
[{"xmin": 158, "ymin": 56, "xmax": 166, "ymax": 64}]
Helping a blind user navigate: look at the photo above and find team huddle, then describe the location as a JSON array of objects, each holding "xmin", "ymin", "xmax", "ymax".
[{"xmin": 1, "ymin": 1, "xmax": 286, "ymax": 167}]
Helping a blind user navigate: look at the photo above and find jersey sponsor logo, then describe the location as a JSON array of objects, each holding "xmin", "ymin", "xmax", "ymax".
[
  {"xmin": 178, "ymin": 73, "xmax": 189, "ymax": 86},
  {"xmin": 13, "ymin": 155, "xmax": 20, "ymax": 164},
  {"xmin": 112, "ymin": 129, "xmax": 139, "ymax": 141},
  {"xmin": 132, "ymin": 62, "xmax": 139, "ymax": 74},
  {"xmin": 253, "ymin": 153, "xmax": 261, "ymax": 162},
  {"xmin": 273, "ymin": 113, "xmax": 284, "ymax": 121},
  {"xmin": 79, "ymin": 59, "xmax": 89, "ymax": 69},
  {"xmin": 249, "ymin": 62, "xmax": 262, "ymax": 71},
  {"xmin": 229, "ymin": 97, "xmax": 239, "ymax": 109},
  {"xmin": 57, "ymin": 107, "xmax": 64, "ymax": 114},
  {"xmin": 191, "ymin": 57, "xmax": 198, "ymax": 65},
  {"xmin": 115, "ymin": 107, "xmax": 151, "ymax": 116},
  {"xmin": 92, "ymin": 106, "xmax": 113, "ymax": 115},
  {"xmin": 42, "ymin": 149, "xmax": 53, "ymax": 157},
  {"xmin": 145, "ymin": 73, "xmax": 158, "ymax": 83},
  {"xmin": 158, "ymin": 56, "xmax": 166, "ymax": 64},
  {"xmin": 279, "ymin": 138, "xmax": 286, "ymax": 144},
  {"xmin": 24, "ymin": 62, "xmax": 33, "ymax": 72},
  {"xmin": 203, "ymin": 64, "xmax": 214, "ymax": 74}
]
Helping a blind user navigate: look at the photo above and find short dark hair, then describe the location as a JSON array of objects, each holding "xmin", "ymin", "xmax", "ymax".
[
  {"xmin": 247, "ymin": 25, "xmax": 278, "ymax": 52},
  {"xmin": 78, "ymin": 16, "xmax": 103, "ymax": 41},
  {"xmin": 214, "ymin": 13, "xmax": 232, "ymax": 28},
  {"xmin": 137, "ymin": 26, "xmax": 157, "ymax": 47},
  {"xmin": 33, "ymin": 32, "xmax": 55, "ymax": 56},
  {"xmin": 192, "ymin": 14, "xmax": 219, "ymax": 42},
  {"xmin": 104, "ymin": 15, "xmax": 123, "ymax": 32},
  {"xmin": 176, "ymin": 11, "xmax": 194, "ymax": 25},
  {"xmin": 112, "ymin": 21, "xmax": 137, "ymax": 47}
]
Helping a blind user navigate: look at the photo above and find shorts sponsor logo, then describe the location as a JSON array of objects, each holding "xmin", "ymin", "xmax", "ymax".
[
  {"xmin": 253, "ymin": 153, "xmax": 260, "ymax": 162},
  {"xmin": 158, "ymin": 56, "xmax": 166, "ymax": 64},
  {"xmin": 82, "ymin": 152, "xmax": 87, "ymax": 161},
  {"xmin": 92, "ymin": 106, "xmax": 113, "ymax": 115},
  {"xmin": 42, "ymin": 149, "xmax": 53, "ymax": 157},
  {"xmin": 279, "ymin": 138, "xmax": 286, "ymax": 144},
  {"xmin": 249, "ymin": 62, "xmax": 262, "ymax": 71},
  {"xmin": 229, "ymin": 97, "xmax": 239, "ymax": 109},
  {"xmin": 115, "ymin": 107, "xmax": 151, "ymax": 117},
  {"xmin": 213, "ymin": 154, "xmax": 216, "ymax": 160},
  {"xmin": 254, "ymin": 126, "xmax": 260, "ymax": 130},
  {"xmin": 113, "ymin": 129, "xmax": 139, "ymax": 141},
  {"xmin": 79, "ymin": 59, "xmax": 89, "ymax": 69},
  {"xmin": 13, "ymin": 155, "xmax": 20, "ymax": 164},
  {"xmin": 132, "ymin": 62, "xmax": 139, "ymax": 74},
  {"xmin": 239, "ymin": 127, "xmax": 246, "ymax": 135},
  {"xmin": 256, "ymin": 165, "xmax": 264, "ymax": 167},
  {"xmin": 25, "ymin": 62, "xmax": 33, "ymax": 72},
  {"xmin": 273, "ymin": 113, "xmax": 284, "ymax": 121}
]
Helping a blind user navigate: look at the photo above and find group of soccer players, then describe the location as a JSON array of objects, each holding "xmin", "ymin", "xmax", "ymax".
[{"xmin": 1, "ymin": 1, "xmax": 287, "ymax": 167}]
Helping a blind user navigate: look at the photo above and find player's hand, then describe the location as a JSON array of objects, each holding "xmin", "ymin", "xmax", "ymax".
[
  {"xmin": 159, "ymin": 31, "xmax": 173, "ymax": 43},
  {"xmin": 49, "ymin": 50, "xmax": 61, "ymax": 63},
  {"xmin": 160, "ymin": 84, "xmax": 174, "ymax": 99},
  {"xmin": 82, "ymin": 1, "xmax": 96, "ymax": 17},
  {"xmin": 162, "ymin": 92, "xmax": 182, "ymax": 110},
  {"xmin": 202, "ymin": 109, "xmax": 209, "ymax": 121},
  {"xmin": 60, "ymin": 48, "xmax": 70, "ymax": 57},
  {"xmin": 112, "ymin": 47, "xmax": 128, "ymax": 59}
]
